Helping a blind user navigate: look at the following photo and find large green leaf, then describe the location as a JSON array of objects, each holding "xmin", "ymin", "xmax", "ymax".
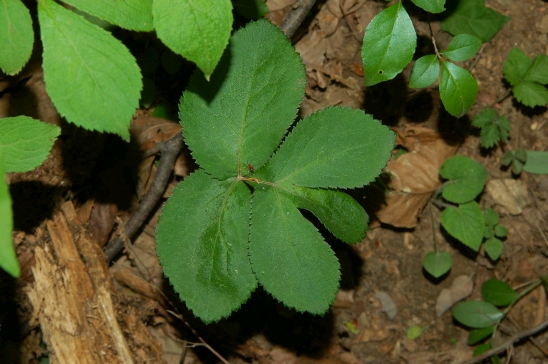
[
  {"xmin": 180, "ymin": 19, "xmax": 305, "ymax": 180},
  {"xmin": 0, "ymin": 152, "xmax": 19, "ymax": 278},
  {"xmin": 281, "ymin": 184, "xmax": 368, "ymax": 243},
  {"xmin": 440, "ymin": 34, "xmax": 481, "ymax": 62},
  {"xmin": 361, "ymin": 1, "xmax": 416, "ymax": 86},
  {"xmin": 453, "ymin": 301, "xmax": 503, "ymax": 328},
  {"xmin": 155, "ymin": 171, "xmax": 256, "ymax": 323},
  {"xmin": 261, "ymin": 107, "xmax": 395, "ymax": 189},
  {"xmin": 250, "ymin": 186, "xmax": 340, "ymax": 314},
  {"xmin": 481, "ymin": 279, "xmax": 518, "ymax": 307},
  {"xmin": 439, "ymin": 60, "xmax": 478, "ymax": 118},
  {"xmin": 409, "ymin": 54, "xmax": 439, "ymax": 89},
  {"xmin": 38, "ymin": 0, "xmax": 141, "ymax": 141},
  {"xmin": 440, "ymin": 201, "xmax": 484, "ymax": 251},
  {"xmin": 410, "ymin": 0, "xmax": 445, "ymax": 14},
  {"xmin": 440, "ymin": 0, "xmax": 509, "ymax": 43},
  {"xmin": 154, "ymin": 0, "xmax": 233, "ymax": 79},
  {"xmin": 524, "ymin": 151, "xmax": 548, "ymax": 174},
  {"xmin": 0, "ymin": 0, "xmax": 33, "ymax": 75},
  {"xmin": 0, "ymin": 116, "xmax": 60, "ymax": 173},
  {"xmin": 513, "ymin": 82, "xmax": 548, "ymax": 108},
  {"xmin": 440, "ymin": 155, "xmax": 487, "ymax": 204},
  {"xmin": 503, "ymin": 48, "xmax": 531, "ymax": 87},
  {"xmin": 62, "ymin": 0, "xmax": 153, "ymax": 31}
]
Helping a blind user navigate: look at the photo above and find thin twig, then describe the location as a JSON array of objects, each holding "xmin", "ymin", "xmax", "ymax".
[
  {"xmin": 104, "ymin": 132, "xmax": 183, "ymax": 262},
  {"xmin": 462, "ymin": 319, "xmax": 548, "ymax": 364},
  {"xmin": 279, "ymin": 0, "xmax": 318, "ymax": 39}
]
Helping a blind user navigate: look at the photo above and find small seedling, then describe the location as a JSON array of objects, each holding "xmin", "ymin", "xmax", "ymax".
[
  {"xmin": 501, "ymin": 149, "xmax": 527, "ymax": 174},
  {"xmin": 503, "ymin": 48, "xmax": 548, "ymax": 108},
  {"xmin": 472, "ymin": 107, "xmax": 511, "ymax": 149}
]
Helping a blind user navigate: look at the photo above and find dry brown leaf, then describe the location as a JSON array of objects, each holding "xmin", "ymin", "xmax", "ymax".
[
  {"xmin": 130, "ymin": 115, "xmax": 181, "ymax": 152},
  {"xmin": 295, "ymin": 30, "xmax": 328, "ymax": 66},
  {"xmin": 435, "ymin": 275, "xmax": 474, "ymax": 317},
  {"xmin": 486, "ymin": 179, "xmax": 530, "ymax": 215},
  {"xmin": 266, "ymin": 0, "xmax": 295, "ymax": 11}
]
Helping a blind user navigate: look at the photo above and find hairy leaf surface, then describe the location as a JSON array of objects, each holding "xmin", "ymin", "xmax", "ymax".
[
  {"xmin": 39, "ymin": 0, "xmax": 141, "ymax": 141},
  {"xmin": 250, "ymin": 186, "xmax": 340, "ymax": 314},
  {"xmin": 0, "ymin": 153, "xmax": 18, "ymax": 277},
  {"xmin": 180, "ymin": 19, "xmax": 305, "ymax": 180},
  {"xmin": 0, "ymin": 116, "xmax": 60, "ymax": 173},
  {"xmin": 409, "ymin": 55, "xmax": 439, "ymax": 89},
  {"xmin": 263, "ymin": 107, "xmax": 395, "ymax": 189},
  {"xmin": 361, "ymin": 1, "xmax": 416, "ymax": 86},
  {"xmin": 154, "ymin": 0, "xmax": 232, "ymax": 79},
  {"xmin": 62, "ymin": 0, "xmax": 153, "ymax": 31},
  {"xmin": 156, "ymin": 171, "xmax": 256, "ymax": 323},
  {"xmin": 441, "ymin": 201, "xmax": 484, "ymax": 251},
  {"xmin": 0, "ymin": 0, "xmax": 33, "ymax": 75},
  {"xmin": 440, "ymin": 155, "xmax": 487, "ymax": 203},
  {"xmin": 441, "ymin": 34, "xmax": 481, "ymax": 62},
  {"xmin": 439, "ymin": 61, "xmax": 478, "ymax": 118}
]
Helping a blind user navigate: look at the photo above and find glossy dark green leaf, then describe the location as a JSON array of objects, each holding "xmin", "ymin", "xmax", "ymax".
[
  {"xmin": 441, "ymin": 34, "xmax": 482, "ymax": 62},
  {"xmin": 481, "ymin": 279, "xmax": 518, "ymax": 306},
  {"xmin": 453, "ymin": 300, "xmax": 503, "ymax": 328},
  {"xmin": 423, "ymin": 251, "xmax": 452, "ymax": 278},
  {"xmin": 441, "ymin": 201, "xmax": 484, "ymax": 251},
  {"xmin": 440, "ymin": 155, "xmax": 487, "ymax": 204},
  {"xmin": 409, "ymin": 55, "xmax": 439, "ymax": 89},
  {"xmin": 473, "ymin": 343, "xmax": 491, "ymax": 357},
  {"xmin": 439, "ymin": 61, "xmax": 478, "ymax": 118},
  {"xmin": 410, "ymin": 0, "xmax": 445, "ymax": 13},
  {"xmin": 468, "ymin": 326, "xmax": 495, "ymax": 345}
]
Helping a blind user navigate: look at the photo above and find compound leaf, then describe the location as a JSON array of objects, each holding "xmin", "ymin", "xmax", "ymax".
[
  {"xmin": 180, "ymin": 19, "xmax": 305, "ymax": 180},
  {"xmin": 361, "ymin": 1, "xmax": 416, "ymax": 86},
  {"xmin": 38, "ymin": 0, "xmax": 141, "ymax": 141},
  {"xmin": 503, "ymin": 48, "xmax": 531, "ymax": 86},
  {"xmin": 410, "ymin": 0, "xmax": 445, "ymax": 14},
  {"xmin": 441, "ymin": 201, "xmax": 484, "ymax": 251},
  {"xmin": 62, "ymin": 0, "xmax": 153, "ymax": 31},
  {"xmin": 453, "ymin": 300, "xmax": 503, "ymax": 328},
  {"xmin": 440, "ymin": 155, "xmax": 487, "ymax": 204},
  {"xmin": 250, "ymin": 186, "xmax": 340, "ymax": 314},
  {"xmin": 0, "ymin": 116, "xmax": 60, "ymax": 173},
  {"xmin": 234, "ymin": 0, "xmax": 269, "ymax": 19},
  {"xmin": 0, "ymin": 152, "xmax": 19, "ymax": 278},
  {"xmin": 409, "ymin": 54, "xmax": 439, "ymax": 89},
  {"xmin": 441, "ymin": 34, "xmax": 482, "ymax": 62},
  {"xmin": 481, "ymin": 279, "xmax": 518, "ymax": 306},
  {"xmin": 281, "ymin": 184, "xmax": 369, "ymax": 243},
  {"xmin": 0, "ymin": 0, "xmax": 33, "ymax": 75},
  {"xmin": 524, "ymin": 54, "xmax": 548, "ymax": 84},
  {"xmin": 440, "ymin": 0, "xmax": 509, "ymax": 43},
  {"xmin": 484, "ymin": 238, "xmax": 503, "ymax": 260},
  {"xmin": 439, "ymin": 61, "xmax": 478, "ymax": 118},
  {"xmin": 423, "ymin": 251, "xmax": 452, "ymax": 278},
  {"xmin": 468, "ymin": 326, "xmax": 495, "ymax": 345},
  {"xmin": 473, "ymin": 109, "xmax": 511, "ymax": 148},
  {"xmin": 472, "ymin": 107, "xmax": 497, "ymax": 128},
  {"xmin": 155, "ymin": 171, "xmax": 257, "ymax": 323},
  {"xmin": 513, "ymin": 81, "xmax": 548, "ymax": 108},
  {"xmin": 262, "ymin": 107, "xmax": 395, "ymax": 189},
  {"xmin": 154, "ymin": 0, "xmax": 233, "ymax": 79},
  {"xmin": 524, "ymin": 151, "xmax": 548, "ymax": 174}
]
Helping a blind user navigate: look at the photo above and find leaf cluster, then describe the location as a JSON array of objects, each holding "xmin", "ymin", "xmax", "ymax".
[
  {"xmin": 0, "ymin": 117, "xmax": 60, "ymax": 277},
  {"xmin": 503, "ymin": 48, "xmax": 548, "ymax": 108},
  {"xmin": 472, "ymin": 108, "xmax": 511, "ymax": 149},
  {"xmin": 155, "ymin": 20, "xmax": 395, "ymax": 323}
]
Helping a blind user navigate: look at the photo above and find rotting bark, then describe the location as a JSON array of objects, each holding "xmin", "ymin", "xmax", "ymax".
[{"xmin": 27, "ymin": 201, "xmax": 164, "ymax": 363}]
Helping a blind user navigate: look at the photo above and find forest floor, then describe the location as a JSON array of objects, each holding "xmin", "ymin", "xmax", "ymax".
[{"xmin": 2, "ymin": 0, "xmax": 548, "ymax": 363}]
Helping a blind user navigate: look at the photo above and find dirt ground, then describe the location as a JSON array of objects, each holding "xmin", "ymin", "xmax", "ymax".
[{"xmin": 2, "ymin": 0, "xmax": 548, "ymax": 363}]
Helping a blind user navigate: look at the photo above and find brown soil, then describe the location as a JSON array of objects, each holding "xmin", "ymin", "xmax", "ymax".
[{"xmin": 2, "ymin": 0, "xmax": 548, "ymax": 363}]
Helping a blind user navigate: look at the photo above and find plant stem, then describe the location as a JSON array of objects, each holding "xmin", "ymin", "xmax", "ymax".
[
  {"xmin": 427, "ymin": 21, "xmax": 441, "ymax": 59},
  {"xmin": 429, "ymin": 204, "xmax": 439, "ymax": 252},
  {"xmin": 280, "ymin": 0, "xmax": 318, "ymax": 39}
]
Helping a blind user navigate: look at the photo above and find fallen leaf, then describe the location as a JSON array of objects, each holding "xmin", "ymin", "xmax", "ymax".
[{"xmin": 435, "ymin": 275, "xmax": 474, "ymax": 317}]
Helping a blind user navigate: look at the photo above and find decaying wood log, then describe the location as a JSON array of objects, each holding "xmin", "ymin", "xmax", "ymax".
[{"xmin": 27, "ymin": 201, "xmax": 164, "ymax": 363}]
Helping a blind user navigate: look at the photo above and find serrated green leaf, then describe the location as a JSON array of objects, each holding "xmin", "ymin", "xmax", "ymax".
[
  {"xmin": 503, "ymin": 48, "xmax": 531, "ymax": 86},
  {"xmin": 483, "ymin": 208, "xmax": 499, "ymax": 226},
  {"xmin": 441, "ymin": 201, "xmax": 484, "ymax": 251},
  {"xmin": 468, "ymin": 326, "xmax": 495, "ymax": 345},
  {"xmin": 281, "ymin": 184, "xmax": 368, "ymax": 243},
  {"xmin": 481, "ymin": 279, "xmax": 518, "ymax": 306},
  {"xmin": 494, "ymin": 225, "xmax": 508, "ymax": 238},
  {"xmin": 441, "ymin": 34, "xmax": 482, "ymax": 62},
  {"xmin": 476, "ymin": 113, "xmax": 510, "ymax": 149},
  {"xmin": 234, "ymin": 0, "xmax": 269, "ymax": 19},
  {"xmin": 180, "ymin": 19, "xmax": 305, "ymax": 180},
  {"xmin": 0, "ymin": 116, "xmax": 60, "ymax": 173},
  {"xmin": 0, "ymin": 152, "xmax": 19, "ymax": 277},
  {"xmin": 524, "ymin": 54, "xmax": 548, "ymax": 85},
  {"xmin": 513, "ymin": 82, "xmax": 548, "ymax": 108},
  {"xmin": 440, "ymin": 0, "xmax": 509, "ymax": 43},
  {"xmin": 453, "ymin": 300, "xmax": 503, "ymax": 328},
  {"xmin": 439, "ymin": 61, "xmax": 478, "ymax": 118},
  {"xmin": 523, "ymin": 151, "xmax": 548, "ymax": 174},
  {"xmin": 155, "ymin": 171, "xmax": 257, "ymax": 323},
  {"xmin": 361, "ymin": 1, "xmax": 416, "ymax": 86},
  {"xmin": 250, "ymin": 186, "xmax": 340, "ymax": 314},
  {"xmin": 422, "ymin": 251, "xmax": 452, "ymax": 278},
  {"xmin": 262, "ymin": 107, "xmax": 395, "ymax": 189},
  {"xmin": 409, "ymin": 55, "xmax": 440, "ymax": 88},
  {"xmin": 0, "ymin": 0, "xmax": 33, "ymax": 75},
  {"xmin": 440, "ymin": 155, "xmax": 487, "ymax": 204},
  {"xmin": 154, "ymin": 0, "xmax": 233, "ymax": 79},
  {"xmin": 484, "ymin": 238, "xmax": 503, "ymax": 261},
  {"xmin": 410, "ymin": 0, "xmax": 445, "ymax": 13},
  {"xmin": 62, "ymin": 0, "xmax": 153, "ymax": 31},
  {"xmin": 38, "ymin": 0, "xmax": 141, "ymax": 141},
  {"xmin": 472, "ymin": 108, "xmax": 497, "ymax": 128},
  {"xmin": 494, "ymin": 115, "xmax": 511, "ymax": 142}
]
